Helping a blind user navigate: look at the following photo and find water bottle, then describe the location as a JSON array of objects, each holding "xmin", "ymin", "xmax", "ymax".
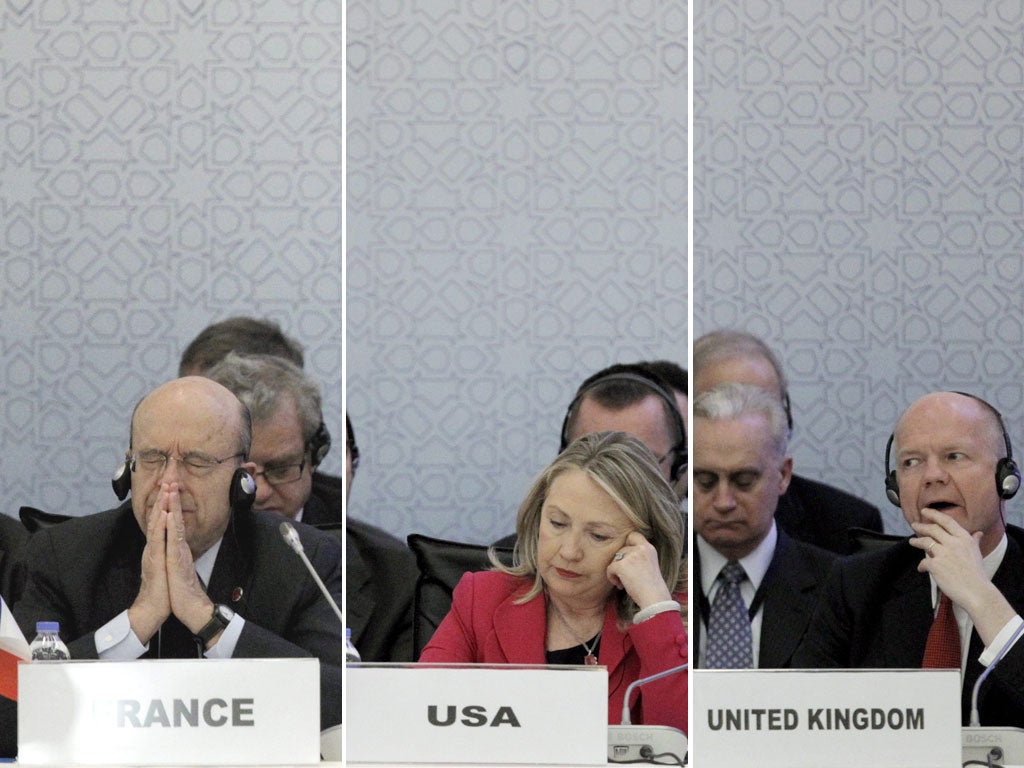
[
  {"xmin": 345, "ymin": 627, "xmax": 361, "ymax": 663},
  {"xmin": 29, "ymin": 621, "xmax": 70, "ymax": 660}
]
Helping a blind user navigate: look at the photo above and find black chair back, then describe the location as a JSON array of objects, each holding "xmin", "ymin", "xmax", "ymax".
[
  {"xmin": 406, "ymin": 533, "xmax": 514, "ymax": 660},
  {"xmin": 846, "ymin": 526, "xmax": 905, "ymax": 554}
]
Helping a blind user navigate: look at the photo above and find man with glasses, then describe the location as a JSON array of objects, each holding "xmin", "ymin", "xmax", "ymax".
[
  {"xmin": 207, "ymin": 353, "xmax": 416, "ymax": 661},
  {"xmin": 205, "ymin": 352, "xmax": 339, "ymax": 524},
  {"xmin": 14, "ymin": 376, "xmax": 343, "ymax": 726}
]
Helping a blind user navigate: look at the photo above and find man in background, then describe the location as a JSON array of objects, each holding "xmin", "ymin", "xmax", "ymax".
[
  {"xmin": 692, "ymin": 383, "xmax": 835, "ymax": 669},
  {"xmin": 183, "ymin": 317, "xmax": 342, "ymax": 524},
  {"xmin": 205, "ymin": 353, "xmax": 339, "ymax": 524},
  {"xmin": 693, "ymin": 329, "xmax": 882, "ymax": 554},
  {"xmin": 495, "ymin": 361, "xmax": 687, "ymax": 549},
  {"xmin": 179, "ymin": 316, "xmax": 304, "ymax": 376},
  {"xmin": 561, "ymin": 362, "xmax": 687, "ymax": 498}
]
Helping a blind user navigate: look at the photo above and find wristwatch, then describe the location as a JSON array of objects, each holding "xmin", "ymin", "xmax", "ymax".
[{"xmin": 195, "ymin": 603, "xmax": 235, "ymax": 646}]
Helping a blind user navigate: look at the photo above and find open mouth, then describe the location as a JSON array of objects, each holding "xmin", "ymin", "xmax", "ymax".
[{"xmin": 926, "ymin": 501, "xmax": 956, "ymax": 511}]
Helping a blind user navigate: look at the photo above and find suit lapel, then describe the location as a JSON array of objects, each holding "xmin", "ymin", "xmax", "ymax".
[
  {"xmin": 492, "ymin": 586, "xmax": 547, "ymax": 663},
  {"xmin": 759, "ymin": 533, "xmax": 811, "ymax": 667},
  {"xmin": 879, "ymin": 553, "xmax": 932, "ymax": 667},
  {"xmin": 490, "ymin": 587, "xmax": 624, "ymax": 667},
  {"xmin": 597, "ymin": 599, "xmax": 627, "ymax": 671},
  {"xmin": 206, "ymin": 518, "xmax": 253, "ymax": 615},
  {"xmin": 344, "ymin": 538, "xmax": 373, "ymax": 641}
]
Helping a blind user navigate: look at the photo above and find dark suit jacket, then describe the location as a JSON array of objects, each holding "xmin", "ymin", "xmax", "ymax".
[
  {"xmin": 0, "ymin": 516, "xmax": 27, "ymax": 757},
  {"xmin": 0, "ymin": 513, "xmax": 27, "ymax": 607},
  {"xmin": 303, "ymin": 471, "xmax": 343, "ymax": 525},
  {"xmin": 794, "ymin": 525, "xmax": 1024, "ymax": 725},
  {"xmin": 346, "ymin": 517, "xmax": 417, "ymax": 662},
  {"xmin": 695, "ymin": 529, "xmax": 836, "ymax": 669},
  {"xmin": 776, "ymin": 473, "xmax": 883, "ymax": 555},
  {"xmin": 14, "ymin": 502, "xmax": 344, "ymax": 727}
]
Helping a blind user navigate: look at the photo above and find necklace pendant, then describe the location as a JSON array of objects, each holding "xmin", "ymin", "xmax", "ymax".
[{"xmin": 584, "ymin": 653, "xmax": 598, "ymax": 666}]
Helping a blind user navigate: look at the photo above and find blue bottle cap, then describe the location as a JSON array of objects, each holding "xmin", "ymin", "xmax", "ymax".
[{"xmin": 36, "ymin": 621, "xmax": 60, "ymax": 632}]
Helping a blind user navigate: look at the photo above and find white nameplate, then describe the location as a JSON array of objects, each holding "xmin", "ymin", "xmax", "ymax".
[
  {"xmin": 693, "ymin": 669, "xmax": 961, "ymax": 768},
  {"xmin": 347, "ymin": 663, "xmax": 608, "ymax": 765},
  {"xmin": 18, "ymin": 658, "xmax": 320, "ymax": 765}
]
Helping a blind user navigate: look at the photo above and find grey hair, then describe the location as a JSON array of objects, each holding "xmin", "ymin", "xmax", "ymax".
[
  {"xmin": 693, "ymin": 382, "xmax": 790, "ymax": 459},
  {"xmin": 204, "ymin": 352, "xmax": 323, "ymax": 446},
  {"xmin": 693, "ymin": 329, "xmax": 789, "ymax": 395}
]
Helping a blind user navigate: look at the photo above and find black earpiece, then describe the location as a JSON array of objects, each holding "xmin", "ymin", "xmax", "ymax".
[
  {"xmin": 112, "ymin": 457, "xmax": 132, "ymax": 501},
  {"xmin": 883, "ymin": 433, "xmax": 900, "ymax": 507},
  {"xmin": 308, "ymin": 421, "xmax": 332, "ymax": 466},
  {"xmin": 560, "ymin": 371, "xmax": 687, "ymax": 483},
  {"xmin": 883, "ymin": 392, "xmax": 1021, "ymax": 506},
  {"xmin": 229, "ymin": 468, "xmax": 257, "ymax": 513}
]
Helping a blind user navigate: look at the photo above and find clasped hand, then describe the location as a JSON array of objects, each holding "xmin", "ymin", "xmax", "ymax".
[{"xmin": 128, "ymin": 482, "xmax": 214, "ymax": 645}]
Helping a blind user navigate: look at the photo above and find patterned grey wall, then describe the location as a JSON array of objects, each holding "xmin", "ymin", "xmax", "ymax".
[
  {"xmin": 0, "ymin": 1, "xmax": 342, "ymax": 521},
  {"xmin": 347, "ymin": 1, "xmax": 687, "ymax": 544},
  {"xmin": 693, "ymin": 1, "xmax": 1024, "ymax": 532}
]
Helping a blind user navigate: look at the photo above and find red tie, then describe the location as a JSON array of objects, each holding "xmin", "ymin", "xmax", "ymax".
[{"xmin": 922, "ymin": 592, "xmax": 961, "ymax": 669}]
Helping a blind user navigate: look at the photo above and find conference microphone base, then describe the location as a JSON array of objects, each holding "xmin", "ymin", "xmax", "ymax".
[
  {"xmin": 958, "ymin": 729, "xmax": 1024, "ymax": 765},
  {"xmin": 962, "ymin": 726, "xmax": 1024, "ymax": 766},
  {"xmin": 608, "ymin": 725, "xmax": 687, "ymax": 765}
]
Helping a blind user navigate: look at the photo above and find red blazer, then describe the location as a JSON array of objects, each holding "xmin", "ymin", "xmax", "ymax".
[{"xmin": 420, "ymin": 570, "xmax": 687, "ymax": 732}]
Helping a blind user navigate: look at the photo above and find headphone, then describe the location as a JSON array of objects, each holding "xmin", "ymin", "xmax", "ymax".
[
  {"xmin": 559, "ymin": 371, "xmax": 687, "ymax": 483},
  {"xmin": 346, "ymin": 414, "xmax": 360, "ymax": 474},
  {"xmin": 308, "ymin": 421, "xmax": 332, "ymax": 466},
  {"xmin": 112, "ymin": 456, "xmax": 257, "ymax": 514},
  {"xmin": 884, "ymin": 391, "xmax": 1021, "ymax": 506}
]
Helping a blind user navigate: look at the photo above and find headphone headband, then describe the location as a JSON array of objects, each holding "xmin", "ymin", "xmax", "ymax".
[{"xmin": 560, "ymin": 370, "xmax": 687, "ymax": 482}]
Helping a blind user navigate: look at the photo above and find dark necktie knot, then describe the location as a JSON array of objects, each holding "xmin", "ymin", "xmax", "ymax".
[{"xmin": 720, "ymin": 560, "xmax": 746, "ymax": 585}]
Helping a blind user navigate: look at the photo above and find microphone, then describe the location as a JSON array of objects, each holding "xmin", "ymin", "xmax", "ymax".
[
  {"xmin": 607, "ymin": 663, "xmax": 688, "ymax": 765},
  {"xmin": 969, "ymin": 619, "xmax": 1024, "ymax": 726},
  {"xmin": 621, "ymin": 662, "xmax": 688, "ymax": 725},
  {"xmin": 279, "ymin": 521, "xmax": 344, "ymax": 629}
]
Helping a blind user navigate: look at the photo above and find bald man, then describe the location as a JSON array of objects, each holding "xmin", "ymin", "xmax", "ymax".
[
  {"xmin": 796, "ymin": 391, "xmax": 1024, "ymax": 725},
  {"xmin": 16, "ymin": 377, "xmax": 343, "ymax": 727}
]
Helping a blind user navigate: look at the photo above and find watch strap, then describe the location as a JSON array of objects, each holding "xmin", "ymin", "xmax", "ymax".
[{"xmin": 195, "ymin": 605, "xmax": 230, "ymax": 646}]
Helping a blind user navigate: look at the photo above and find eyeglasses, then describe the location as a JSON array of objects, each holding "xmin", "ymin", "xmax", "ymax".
[
  {"xmin": 130, "ymin": 449, "xmax": 244, "ymax": 478},
  {"xmin": 252, "ymin": 461, "xmax": 307, "ymax": 487}
]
